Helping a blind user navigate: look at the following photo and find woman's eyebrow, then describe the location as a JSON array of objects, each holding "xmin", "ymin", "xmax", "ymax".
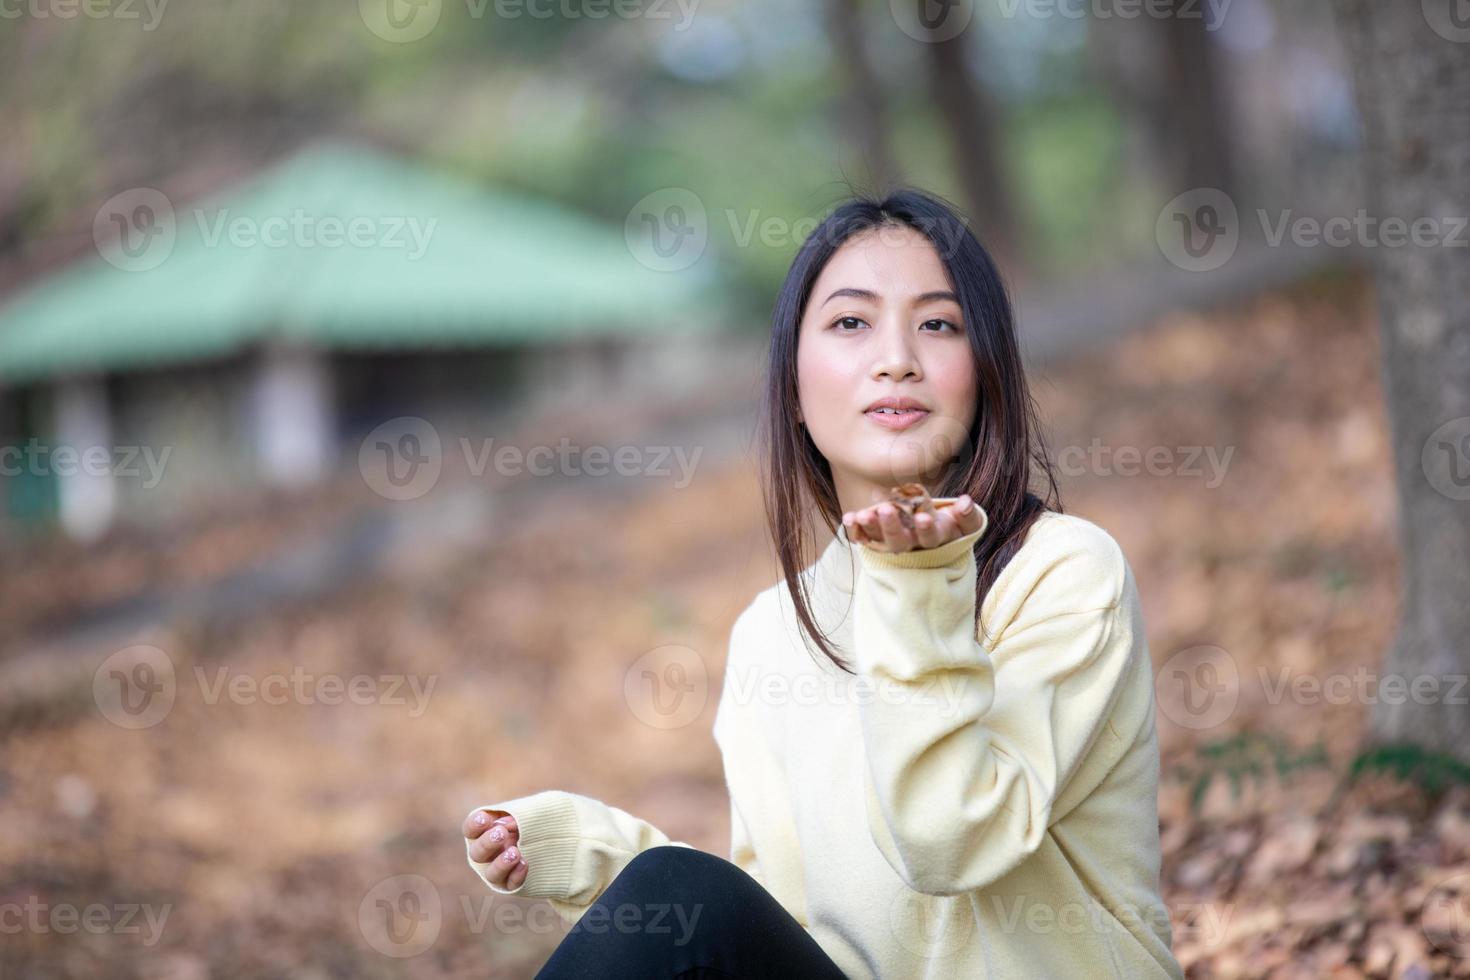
[
  {"xmin": 820, "ymin": 287, "xmax": 959, "ymax": 305},
  {"xmin": 822, "ymin": 287, "xmax": 879, "ymax": 305}
]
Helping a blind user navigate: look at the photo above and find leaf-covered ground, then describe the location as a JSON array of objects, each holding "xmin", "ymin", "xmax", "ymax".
[{"xmin": 2, "ymin": 271, "xmax": 1466, "ymax": 978}]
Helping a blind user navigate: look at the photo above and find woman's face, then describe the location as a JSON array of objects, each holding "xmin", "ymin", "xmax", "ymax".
[{"xmin": 796, "ymin": 224, "xmax": 978, "ymax": 516}]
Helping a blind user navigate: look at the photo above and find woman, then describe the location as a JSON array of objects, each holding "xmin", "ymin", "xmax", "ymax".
[{"xmin": 462, "ymin": 189, "xmax": 1185, "ymax": 979}]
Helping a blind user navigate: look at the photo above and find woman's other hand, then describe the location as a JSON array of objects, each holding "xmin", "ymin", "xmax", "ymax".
[{"xmin": 464, "ymin": 809, "xmax": 529, "ymax": 889}]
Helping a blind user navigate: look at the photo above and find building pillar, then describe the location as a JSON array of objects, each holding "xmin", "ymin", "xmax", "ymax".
[
  {"xmin": 251, "ymin": 342, "xmax": 336, "ymax": 489},
  {"xmin": 55, "ymin": 374, "xmax": 115, "ymax": 542}
]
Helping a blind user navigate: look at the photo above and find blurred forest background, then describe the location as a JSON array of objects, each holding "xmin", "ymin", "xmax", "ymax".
[{"xmin": 0, "ymin": 0, "xmax": 1468, "ymax": 977}]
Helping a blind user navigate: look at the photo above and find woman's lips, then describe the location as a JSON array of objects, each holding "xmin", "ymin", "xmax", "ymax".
[{"xmin": 864, "ymin": 408, "xmax": 930, "ymax": 431}]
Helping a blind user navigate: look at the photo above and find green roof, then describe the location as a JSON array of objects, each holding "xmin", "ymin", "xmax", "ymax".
[{"xmin": 0, "ymin": 143, "xmax": 720, "ymax": 383}]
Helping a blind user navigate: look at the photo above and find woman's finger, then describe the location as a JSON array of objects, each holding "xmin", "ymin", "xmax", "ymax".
[
  {"xmin": 468, "ymin": 820, "xmax": 518, "ymax": 864},
  {"xmin": 854, "ymin": 508, "xmax": 883, "ymax": 545},
  {"xmin": 953, "ymin": 494, "xmax": 983, "ymax": 534},
  {"xmin": 912, "ymin": 511, "xmax": 945, "ymax": 550},
  {"xmin": 874, "ymin": 504, "xmax": 913, "ymax": 551},
  {"xmin": 488, "ymin": 844, "xmax": 521, "ymax": 886},
  {"xmin": 505, "ymin": 859, "xmax": 530, "ymax": 890},
  {"xmin": 464, "ymin": 810, "xmax": 517, "ymax": 841}
]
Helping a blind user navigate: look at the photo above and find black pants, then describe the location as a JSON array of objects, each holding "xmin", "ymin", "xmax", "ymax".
[{"xmin": 534, "ymin": 845, "xmax": 849, "ymax": 979}]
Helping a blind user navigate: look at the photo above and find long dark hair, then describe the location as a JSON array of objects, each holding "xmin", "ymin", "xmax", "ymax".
[{"xmin": 757, "ymin": 187, "xmax": 1062, "ymax": 673}]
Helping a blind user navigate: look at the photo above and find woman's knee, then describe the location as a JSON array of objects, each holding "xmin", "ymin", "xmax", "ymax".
[{"xmin": 609, "ymin": 846, "xmax": 761, "ymax": 909}]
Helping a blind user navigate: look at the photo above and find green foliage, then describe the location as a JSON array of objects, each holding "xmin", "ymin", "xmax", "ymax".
[
  {"xmin": 1168, "ymin": 730, "xmax": 1332, "ymax": 815},
  {"xmin": 1343, "ymin": 742, "xmax": 1470, "ymax": 799},
  {"xmin": 1006, "ymin": 96, "xmax": 1130, "ymax": 276}
]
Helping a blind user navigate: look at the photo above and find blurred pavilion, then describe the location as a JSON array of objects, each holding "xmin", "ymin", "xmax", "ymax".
[{"xmin": 0, "ymin": 142, "xmax": 724, "ymax": 541}]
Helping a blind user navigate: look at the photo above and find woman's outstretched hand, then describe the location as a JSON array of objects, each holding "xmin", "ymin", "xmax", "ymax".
[
  {"xmin": 464, "ymin": 809, "xmax": 529, "ymax": 890},
  {"xmin": 843, "ymin": 493, "xmax": 983, "ymax": 553}
]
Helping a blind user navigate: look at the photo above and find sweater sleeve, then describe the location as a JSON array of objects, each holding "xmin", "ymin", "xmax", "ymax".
[
  {"xmin": 851, "ymin": 514, "xmax": 1137, "ymax": 896},
  {"xmin": 464, "ymin": 789, "xmax": 692, "ymax": 925}
]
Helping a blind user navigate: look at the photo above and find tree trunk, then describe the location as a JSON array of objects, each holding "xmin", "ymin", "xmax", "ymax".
[
  {"xmin": 1333, "ymin": 0, "xmax": 1470, "ymax": 761},
  {"xmin": 916, "ymin": 4, "xmax": 1021, "ymax": 271},
  {"xmin": 1150, "ymin": 0, "xmax": 1237, "ymax": 196},
  {"xmin": 823, "ymin": 0, "xmax": 898, "ymax": 194}
]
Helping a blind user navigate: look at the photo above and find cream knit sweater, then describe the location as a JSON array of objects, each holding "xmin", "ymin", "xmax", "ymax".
[{"xmin": 466, "ymin": 507, "xmax": 1184, "ymax": 979}]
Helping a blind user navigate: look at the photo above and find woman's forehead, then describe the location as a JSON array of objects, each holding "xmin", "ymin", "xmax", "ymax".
[{"xmin": 812, "ymin": 231, "xmax": 954, "ymax": 300}]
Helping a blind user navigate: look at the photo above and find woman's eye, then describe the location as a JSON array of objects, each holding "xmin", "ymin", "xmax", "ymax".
[
  {"xmin": 922, "ymin": 319, "xmax": 958, "ymax": 332},
  {"xmin": 834, "ymin": 316, "xmax": 866, "ymax": 330}
]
